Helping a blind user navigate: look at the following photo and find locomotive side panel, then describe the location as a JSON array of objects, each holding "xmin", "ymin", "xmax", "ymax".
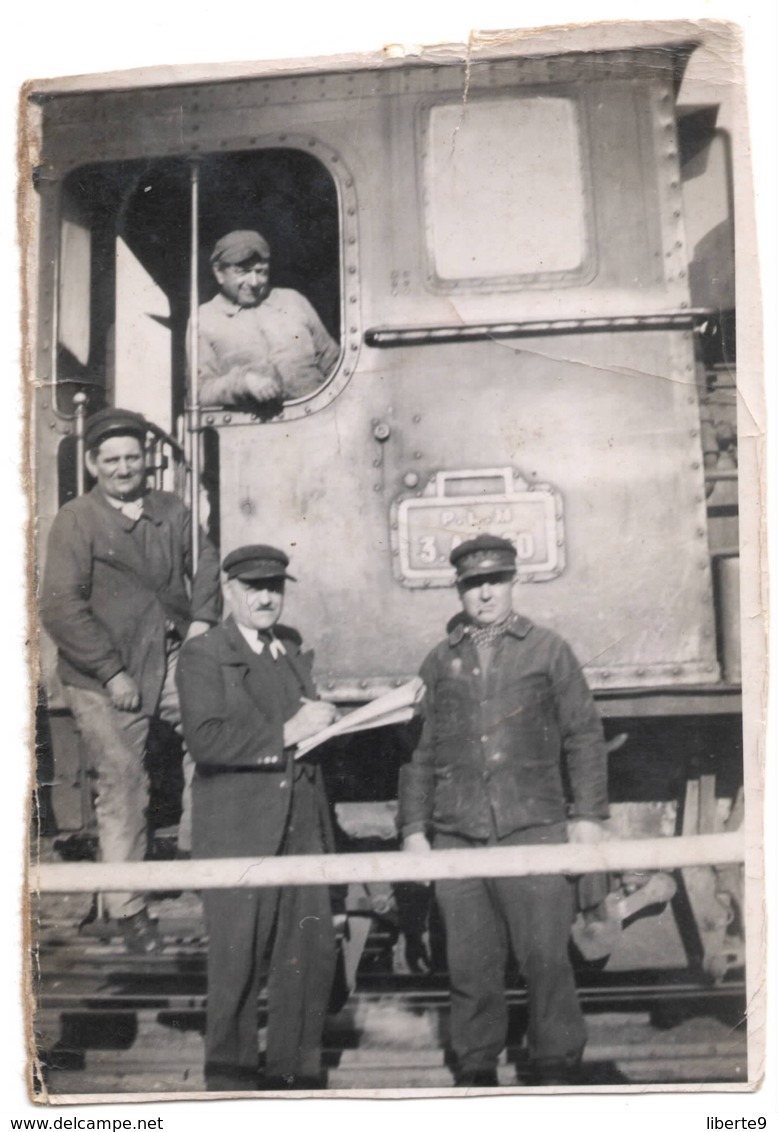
[{"xmin": 217, "ymin": 327, "xmax": 717, "ymax": 691}]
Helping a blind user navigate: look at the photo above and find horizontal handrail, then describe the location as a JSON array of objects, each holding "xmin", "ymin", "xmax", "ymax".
[
  {"xmin": 29, "ymin": 832, "xmax": 744, "ymax": 893},
  {"xmin": 363, "ymin": 309, "xmax": 716, "ymax": 348}
]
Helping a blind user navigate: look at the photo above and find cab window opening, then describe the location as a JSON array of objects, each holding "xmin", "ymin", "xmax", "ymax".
[{"xmin": 57, "ymin": 148, "xmax": 342, "ymax": 429}]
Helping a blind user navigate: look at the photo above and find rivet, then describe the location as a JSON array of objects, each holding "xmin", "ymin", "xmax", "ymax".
[
  {"xmin": 699, "ymin": 562, "xmax": 708, "ymax": 571},
  {"xmin": 414, "ymin": 451, "xmax": 422, "ymax": 459},
  {"xmin": 360, "ymin": 680, "xmax": 368, "ymax": 689},
  {"xmin": 348, "ymin": 207, "xmax": 356, "ymax": 216},
  {"xmin": 350, "ymin": 326, "xmax": 358, "ymax": 334},
  {"xmin": 690, "ymin": 429, "xmax": 698, "ymax": 437},
  {"xmin": 349, "ymin": 296, "xmax": 357, "ymax": 304},
  {"xmin": 348, "ymin": 266, "xmax": 357, "ymax": 275},
  {"xmin": 672, "ymin": 667, "xmax": 682, "ymax": 677},
  {"xmin": 373, "ymin": 484, "xmax": 381, "ymax": 492},
  {"xmin": 691, "ymin": 461, "xmax": 700, "ymax": 470},
  {"xmin": 413, "ymin": 414, "xmax": 421, "ymax": 423},
  {"xmin": 305, "ymin": 406, "xmax": 312, "ymax": 414},
  {"xmin": 205, "ymin": 414, "xmax": 215, "ymax": 424},
  {"xmin": 49, "ymin": 422, "xmax": 55, "ymax": 429},
  {"xmin": 350, "ymin": 343, "xmax": 358, "ymax": 351},
  {"xmin": 344, "ymin": 369, "xmax": 351, "ymax": 376},
  {"xmin": 348, "ymin": 236, "xmax": 356, "ymax": 245},
  {"xmin": 223, "ymin": 414, "xmax": 232, "ymax": 423}
]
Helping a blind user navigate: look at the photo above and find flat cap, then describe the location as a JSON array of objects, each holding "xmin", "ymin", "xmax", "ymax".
[
  {"xmin": 84, "ymin": 407, "xmax": 148, "ymax": 451},
  {"xmin": 222, "ymin": 544, "xmax": 296, "ymax": 582},
  {"xmin": 450, "ymin": 534, "xmax": 517, "ymax": 581},
  {"xmin": 210, "ymin": 230, "xmax": 271, "ymax": 266}
]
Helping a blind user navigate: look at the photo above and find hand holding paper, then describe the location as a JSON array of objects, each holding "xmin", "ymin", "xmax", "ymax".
[{"xmin": 294, "ymin": 677, "xmax": 426, "ymax": 758}]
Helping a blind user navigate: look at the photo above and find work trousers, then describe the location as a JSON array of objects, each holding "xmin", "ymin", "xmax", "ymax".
[
  {"xmin": 434, "ymin": 822, "xmax": 587, "ymax": 1076},
  {"xmin": 63, "ymin": 642, "xmax": 183, "ymax": 920},
  {"xmin": 201, "ymin": 777, "xmax": 336, "ymax": 1084}
]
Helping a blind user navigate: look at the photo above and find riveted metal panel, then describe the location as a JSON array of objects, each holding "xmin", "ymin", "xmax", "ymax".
[{"xmin": 216, "ymin": 324, "xmax": 718, "ymax": 693}]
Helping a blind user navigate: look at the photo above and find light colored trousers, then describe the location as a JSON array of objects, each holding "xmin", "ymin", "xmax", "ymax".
[{"xmin": 63, "ymin": 642, "xmax": 193, "ymax": 920}]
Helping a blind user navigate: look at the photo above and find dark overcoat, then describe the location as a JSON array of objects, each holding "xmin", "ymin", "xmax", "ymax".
[{"xmin": 176, "ymin": 615, "xmax": 334, "ymax": 859}]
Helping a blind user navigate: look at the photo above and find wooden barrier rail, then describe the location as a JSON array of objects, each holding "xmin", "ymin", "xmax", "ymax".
[{"xmin": 30, "ymin": 832, "xmax": 744, "ymax": 893}]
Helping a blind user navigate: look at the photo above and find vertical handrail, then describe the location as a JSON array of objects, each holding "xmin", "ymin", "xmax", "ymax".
[
  {"xmin": 73, "ymin": 392, "xmax": 87, "ymax": 496},
  {"xmin": 187, "ymin": 160, "xmax": 202, "ymax": 571}
]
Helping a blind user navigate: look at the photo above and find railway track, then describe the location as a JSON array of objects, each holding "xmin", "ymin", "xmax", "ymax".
[{"xmin": 32, "ymin": 894, "xmax": 748, "ymax": 1095}]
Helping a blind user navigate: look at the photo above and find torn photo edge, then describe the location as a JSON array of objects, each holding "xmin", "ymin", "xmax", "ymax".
[{"xmin": 18, "ymin": 16, "xmax": 767, "ymax": 1102}]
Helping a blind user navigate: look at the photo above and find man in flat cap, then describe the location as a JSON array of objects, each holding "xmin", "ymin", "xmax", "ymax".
[
  {"xmin": 398, "ymin": 534, "xmax": 609, "ymax": 1087},
  {"xmin": 176, "ymin": 545, "xmax": 339, "ymax": 1091},
  {"xmin": 41, "ymin": 408, "xmax": 221, "ymax": 953},
  {"xmin": 196, "ymin": 230, "xmax": 340, "ymax": 406}
]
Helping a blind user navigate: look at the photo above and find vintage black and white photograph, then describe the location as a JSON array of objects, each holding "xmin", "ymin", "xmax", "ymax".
[{"xmin": 21, "ymin": 15, "xmax": 765, "ymax": 1103}]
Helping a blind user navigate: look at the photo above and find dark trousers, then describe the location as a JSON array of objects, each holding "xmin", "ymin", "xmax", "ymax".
[
  {"xmin": 434, "ymin": 823, "xmax": 586, "ymax": 1076},
  {"xmin": 202, "ymin": 777, "xmax": 336, "ymax": 1082}
]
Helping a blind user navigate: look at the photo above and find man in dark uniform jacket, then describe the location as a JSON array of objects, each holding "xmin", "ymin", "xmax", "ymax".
[
  {"xmin": 398, "ymin": 535, "xmax": 609, "ymax": 1087},
  {"xmin": 176, "ymin": 545, "xmax": 339, "ymax": 1091},
  {"xmin": 41, "ymin": 408, "xmax": 220, "ymax": 953}
]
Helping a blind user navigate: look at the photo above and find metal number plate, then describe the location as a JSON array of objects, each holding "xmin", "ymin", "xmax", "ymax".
[{"xmin": 391, "ymin": 468, "xmax": 565, "ymax": 587}]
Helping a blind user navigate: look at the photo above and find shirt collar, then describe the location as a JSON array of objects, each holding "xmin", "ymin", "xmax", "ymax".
[
  {"xmin": 448, "ymin": 610, "xmax": 532, "ymax": 646},
  {"xmin": 105, "ymin": 493, "xmax": 144, "ymax": 520},
  {"xmin": 212, "ymin": 290, "xmax": 271, "ymax": 318},
  {"xmin": 95, "ymin": 488, "xmax": 162, "ymax": 526},
  {"xmin": 235, "ymin": 619, "xmax": 287, "ymax": 658}
]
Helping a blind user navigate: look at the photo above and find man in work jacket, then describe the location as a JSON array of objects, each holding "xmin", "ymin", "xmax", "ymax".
[
  {"xmin": 176, "ymin": 544, "xmax": 339, "ymax": 1092},
  {"xmin": 40, "ymin": 407, "xmax": 221, "ymax": 954},
  {"xmin": 398, "ymin": 534, "xmax": 609, "ymax": 1087},
  {"xmin": 196, "ymin": 229, "xmax": 339, "ymax": 406}
]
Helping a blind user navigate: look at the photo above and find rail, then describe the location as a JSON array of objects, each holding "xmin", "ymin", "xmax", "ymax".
[
  {"xmin": 364, "ymin": 309, "xmax": 717, "ymax": 348},
  {"xmin": 31, "ymin": 831, "xmax": 743, "ymax": 893}
]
